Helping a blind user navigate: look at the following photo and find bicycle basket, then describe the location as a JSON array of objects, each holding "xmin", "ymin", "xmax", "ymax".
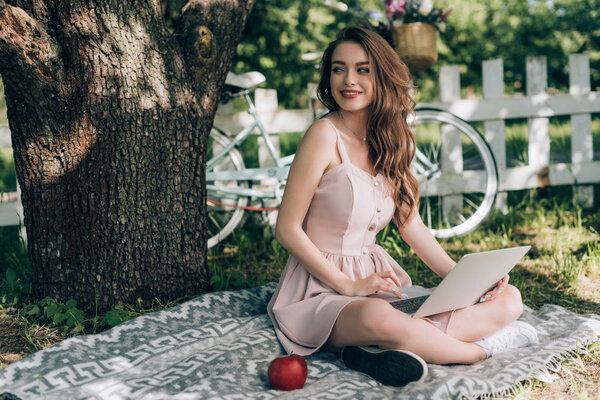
[{"xmin": 393, "ymin": 22, "xmax": 438, "ymax": 72}]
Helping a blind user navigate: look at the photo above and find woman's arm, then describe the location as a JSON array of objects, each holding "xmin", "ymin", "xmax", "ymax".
[
  {"xmin": 400, "ymin": 210, "xmax": 509, "ymax": 302},
  {"xmin": 398, "ymin": 209, "xmax": 456, "ymax": 278},
  {"xmin": 275, "ymin": 120, "xmax": 401, "ymax": 296},
  {"xmin": 399, "ymin": 210, "xmax": 509, "ymax": 300}
]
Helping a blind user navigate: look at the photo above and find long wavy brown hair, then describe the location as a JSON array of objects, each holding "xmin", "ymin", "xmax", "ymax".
[{"xmin": 317, "ymin": 27, "xmax": 419, "ymax": 227}]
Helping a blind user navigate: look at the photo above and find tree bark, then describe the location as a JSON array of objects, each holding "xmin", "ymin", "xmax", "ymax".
[{"xmin": 0, "ymin": 0, "xmax": 255, "ymax": 312}]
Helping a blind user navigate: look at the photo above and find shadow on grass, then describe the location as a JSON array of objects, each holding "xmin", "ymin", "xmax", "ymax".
[{"xmin": 512, "ymin": 267, "xmax": 600, "ymax": 314}]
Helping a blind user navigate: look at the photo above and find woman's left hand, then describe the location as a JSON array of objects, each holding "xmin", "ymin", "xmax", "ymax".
[{"xmin": 478, "ymin": 275, "xmax": 509, "ymax": 303}]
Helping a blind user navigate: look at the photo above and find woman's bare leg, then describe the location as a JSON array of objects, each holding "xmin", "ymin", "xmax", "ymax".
[
  {"xmin": 326, "ymin": 285, "xmax": 524, "ymax": 365},
  {"xmin": 327, "ymin": 298, "xmax": 486, "ymax": 364}
]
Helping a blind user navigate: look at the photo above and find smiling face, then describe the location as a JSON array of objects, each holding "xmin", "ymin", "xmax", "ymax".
[{"xmin": 329, "ymin": 41, "xmax": 374, "ymax": 113}]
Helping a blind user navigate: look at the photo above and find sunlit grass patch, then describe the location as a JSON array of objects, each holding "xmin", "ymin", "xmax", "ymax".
[
  {"xmin": 552, "ymin": 252, "xmax": 585, "ymax": 291},
  {"xmin": 518, "ymin": 341, "xmax": 600, "ymax": 400},
  {"xmin": 584, "ymin": 240, "xmax": 600, "ymax": 271}
]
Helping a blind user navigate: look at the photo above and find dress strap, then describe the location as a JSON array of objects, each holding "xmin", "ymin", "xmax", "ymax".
[{"xmin": 321, "ymin": 118, "xmax": 350, "ymax": 164}]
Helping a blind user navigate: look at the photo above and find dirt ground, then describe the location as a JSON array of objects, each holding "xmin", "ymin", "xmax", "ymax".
[{"xmin": 0, "ymin": 308, "xmax": 63, "ymax": 369}]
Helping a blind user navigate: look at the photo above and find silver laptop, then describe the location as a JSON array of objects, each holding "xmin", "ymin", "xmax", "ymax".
[{"xmin": 386, "ymin": 246, "xmax": 531, "ymax": 318}]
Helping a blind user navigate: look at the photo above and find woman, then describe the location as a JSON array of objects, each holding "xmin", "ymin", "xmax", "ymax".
[{"xmin": 267, "ymin": 27, "xmax": 537, "ymax": 387}]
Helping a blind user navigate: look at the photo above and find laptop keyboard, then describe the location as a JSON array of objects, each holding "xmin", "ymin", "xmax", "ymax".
[{"xmin": 390, "ymin": 295, "xmax": 430, "ymax": 314}]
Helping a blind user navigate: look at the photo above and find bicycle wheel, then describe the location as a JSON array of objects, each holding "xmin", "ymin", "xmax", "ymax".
[
  {"xmin": 206, "ymin": 128, "xmax": 248, "ymax": 248},
  {"xmin": 412, "ymin": 108, "xmax": 498, "ymax": 238}
]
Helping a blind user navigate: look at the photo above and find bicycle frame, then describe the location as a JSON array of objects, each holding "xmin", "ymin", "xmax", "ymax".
[{"xmin": 206, "ymin": 93, "xmax": 293, "ymax": 200}]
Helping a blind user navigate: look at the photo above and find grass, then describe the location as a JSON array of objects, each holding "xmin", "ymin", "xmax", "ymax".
[
  {"xmin": 518, "ymin": 341, "xmax": 600, "ymax": 399},
  {"xmin": 208, "ymin": 213, "xmax": 289, "ymax": 287},
  {"xmin": 504, "ymin": 115, "xmax": 600, "ymax": 167}
]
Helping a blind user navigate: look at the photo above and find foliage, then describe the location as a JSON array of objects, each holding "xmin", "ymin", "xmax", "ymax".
[
  {"xmin": 0, "ymin": 225, "xmax": 142, "ymax": 332},
  {"xmin": 0, "ymin": 227, "xmax": 30, "ymax": 306},
  {"xmin": 2, "ymin": 265, "xmax": 30, "ymax": 306},
  {"xmin": 225, "ymin": 0, "xmax": 600, "ymax": 106},
  {"xmin": 0, "ymin": 149, "xmax": 17, "ymax": 192},
  {"xmin": 232, "ymin": 0, "xmax": 599, "ymax": 105},
  {"xmin": 413, "ymin": 0, "xmax": 600, "ymax": 101},
  {"xmin": 384, "ymin": 0, "xmax": 452, "ymax": 31},
  {"xmin": 17, "ymin": 297, "xmax": 136, "ymax": 335},
  {"xmin": 98, "ymin": 306, "xmax": 134, "ymax": 329},
  {"xmin": 231, "ymin": 0, "xmax": 343, "ymax": 109},
  {"xmin": 22, "ymin": 297, "xmax": 85, "ymax": 335}
]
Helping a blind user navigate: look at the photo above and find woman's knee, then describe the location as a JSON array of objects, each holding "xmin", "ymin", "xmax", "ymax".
[{"xmin": 498, "ymin": 284, "xmax": 523, "ymax": 321}]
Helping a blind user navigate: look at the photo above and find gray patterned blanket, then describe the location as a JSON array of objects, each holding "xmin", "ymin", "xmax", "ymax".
[{"xmin": 1, "ymin": 283, "xmax": 599, "ymax": 399}]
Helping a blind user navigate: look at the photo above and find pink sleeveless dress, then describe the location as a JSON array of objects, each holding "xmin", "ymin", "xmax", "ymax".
[{"xmin": 267, "ymin": 118, "xmax": 413, "ymax": 356}]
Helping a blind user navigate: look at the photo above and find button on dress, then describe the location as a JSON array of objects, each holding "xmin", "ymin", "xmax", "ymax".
[{"xmin": 267, "ymin": 118, "xmax": 412, "ymax": 356}]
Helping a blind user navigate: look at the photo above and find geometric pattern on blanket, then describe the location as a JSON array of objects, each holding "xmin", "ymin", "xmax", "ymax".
[{"xmin": 0, "ymin": 283, "xmax": 599, "ymax": 400}]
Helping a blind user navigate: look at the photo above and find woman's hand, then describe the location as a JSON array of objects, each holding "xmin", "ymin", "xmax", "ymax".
[
  {"xmin": 346, "ymin": 271, "xmax": 404, "ymax": 298},
  {"xmin": 478, "ymin": 275, "xmax": 509, "ymax": 303}
]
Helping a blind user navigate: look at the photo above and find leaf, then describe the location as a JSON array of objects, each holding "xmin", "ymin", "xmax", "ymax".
[
  {"xmin": 65, "ymin": 316, "xmax": 76, "ymax": 328},
  {"xmin": 40, "ymin": 297, "xmax": 53, "ymax": 306},
  {"xmin": 69, "ymin": 325, "xmax": 84, "ymax": 335},
  {"xmin": 65, "ymin": 299, "xmax": 77, "ymax": 309},
  {"xmin": 100, "ymin": 309, "xmax": 130, "ymax": 327},
  {"xmin": 53, "ymin": 312, "xmax": 67, "ymax": 324},
  {"xmin": 69, "ymin": 309, "xmax": 84, "ymax": 326},
  {"xmin": 25, "ymin": 304, "xmax": 41, "ymax": 317},
  {"xmin": 45, "ymin": 302, "xmax": 59, "ymax": 318}
]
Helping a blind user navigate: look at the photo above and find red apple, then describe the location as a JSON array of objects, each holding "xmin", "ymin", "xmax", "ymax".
[{"xmin": 267, "ymin": 354, "xmax": 307, "ymax": 390}]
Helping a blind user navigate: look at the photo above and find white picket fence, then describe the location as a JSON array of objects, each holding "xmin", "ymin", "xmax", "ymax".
[
  {"xmin": 0, "ymin": 53, "xmax": 598, "ymax": 230},
  {"xmin": 429, "ymin": 54, "xmax": 599, "ymax": 209}
]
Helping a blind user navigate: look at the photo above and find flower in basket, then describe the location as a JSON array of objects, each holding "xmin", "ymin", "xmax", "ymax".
[{"xmin": 384, "ymin": 0, "xmax": 452, "ymax": 31}]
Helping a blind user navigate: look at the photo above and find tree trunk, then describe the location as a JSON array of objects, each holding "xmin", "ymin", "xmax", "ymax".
[{"xmin": 0, "ymin": 0, "xmax": 255, "ymax": 312}]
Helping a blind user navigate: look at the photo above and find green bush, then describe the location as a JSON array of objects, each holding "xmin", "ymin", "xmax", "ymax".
[
  {"xmin": 22, "ymin": 297, "xmax": 85, "ymax": 335},
  {"xmin": 0, "ymin": 226, "xmax": 30, "ymax": 305}
]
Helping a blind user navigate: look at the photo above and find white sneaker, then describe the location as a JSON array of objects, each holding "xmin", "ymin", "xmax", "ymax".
[{"xmin": 475, "ymin": 320, "xmax": 538, "ymax": 358}]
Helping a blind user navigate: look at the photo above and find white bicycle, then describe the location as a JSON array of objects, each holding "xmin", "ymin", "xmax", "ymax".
[{"xmin": 207, "ymin": 72, "xmax": 498, "ymax": 248}]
